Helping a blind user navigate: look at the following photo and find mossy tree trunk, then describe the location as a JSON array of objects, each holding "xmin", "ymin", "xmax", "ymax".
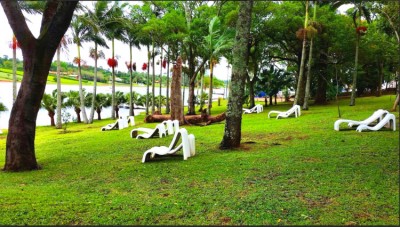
[{"xmin": 220, "ymin": 0, "xmax": 253, "ymax": 149}]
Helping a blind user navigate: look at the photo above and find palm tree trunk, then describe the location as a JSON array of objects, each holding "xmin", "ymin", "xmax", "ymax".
[
  {"xmin": 207, "ymin": 62, "xmax": 214, "ymax": 115},
  {"xmin": 56, "ymin": 46, "xmax": 62, "ymax": 129},
  {"xmin": 350, "ymin": 35, "xmax": 360, "ymax": 106},
  {"xmin": 220, "ymin": 0, "xmax": 253, "ymax": 149},
  {"xmin": 303, "ymin": 37, "xmax": 314, "ymax": 110},
  {"xmin": 12, "ymin": 43, "xmax": 17, "ymax": 103},
  {"xmin": 166, "ymin": 48, "xmax": 171, "ymax": 114},
  {"xmin": 89, "ymin": 43, "xmax": 98, "ymax": 123},
  {"xmin": 129, "ymin": 43, "xmax": 134, "ymax": 116},
  {"xmin": 294, "ymin": 0, "xmax": 309, "ymax": 107},
  {"xmin": 111, "ymin": 38, "xmax": 116, "ymax": 119},
  {"xmin": 77, "ymin": 44, "xmax": 88, "ymax": 123},
  {"xmin": 146, "ymin": 44, "xmax": 150, "ymax": 116},
  {"xmin": 151, "ymin": 40, "xmax": 156, "ymax": 114},
  {"xmin": 159, "ymin": 49, "xmax": 163, "ymax": 111},
  {"xmin": 377, "ymin": 61, "xmax": 383, "ymax": 97}
]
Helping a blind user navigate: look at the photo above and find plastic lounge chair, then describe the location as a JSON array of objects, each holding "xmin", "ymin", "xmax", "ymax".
[
  {"xmin": 356, "ymin": 113, "xmax": 396, "ymax": 132},
  {"xmin": 101, "ymin": 119, "xmax": 119, "ymax": 131},
  {"xmin": 128, "ymin": 116, "xmax": 135, "ymax": 126},
  {"xmin": 334, "ymin": 109, "xmax": 389, "ymax": 131},
  {"xmin": 162, "ymin": 120, "xmax": 175, "ymax": 135},
  {"xmin": 141, "ymin": 128, "xmax": 196, "ymax": 163},
  {"xmin": 118, "ymin": 116, "xmax": 129, "ymax": 129},
  {"xmin": 243, "ymin": 104, "xmax": 263, "ymax": 114},
  {"xmin": 130, "ymin": 123, "xmax": 166, "ymax": 139},
  {"xmin": 268, "ymin": 105, "xmax": 301, "ymax": 119}
]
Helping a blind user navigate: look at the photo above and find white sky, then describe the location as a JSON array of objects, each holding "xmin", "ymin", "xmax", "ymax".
[{"xmin": 0, "ymin": 1, "xmax": 230, "ymax": 80}]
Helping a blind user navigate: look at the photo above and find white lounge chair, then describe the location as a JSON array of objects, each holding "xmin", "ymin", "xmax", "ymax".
[
  {"xmin": 128, "ymin": 116, "xmax": 135, "ymax": 126},
  {"xmin": 141, "ymin": 128, "xmax": 196, "ymax": 163},
  {"xmin": 243, "ymin": 104, "xmax": 263, "ymax": 114},
  {"xmin": 101, "ymin": 117, "xmax": 128, "ymax": 131},
  {"xmin": 268, "ymin": 105, "xmax": 301, "ymax": 119},
  {"xmin": 162, "ymin": 120, "xmax": 175, "ymax": 135},
  {"xmin": 130, "ymin": 123, "xmax": 166, "ymax": 139},
  {"xmin": 334, "ymin": 109, "xmax": 389, "ymax": 131},
  {"xmin": 356, "ymin": 113, "xmax": 396, "ymax": 132}
]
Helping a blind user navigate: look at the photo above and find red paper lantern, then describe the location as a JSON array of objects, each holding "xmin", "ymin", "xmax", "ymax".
[
  {"xmin": 356, "ymin": 26, "xmax": 367, "ymax": 36},
  {"xmin": 73, "ymin": 57, "xmax": 81, "ymax": 66},
  {"xmin": 142, "ymin": 63, "xmax": 147, "ymax": 71},
  {"xmin": 125, "ymin": 61, "xmax": 132, "ymax": 70},
  {"xmin": 107, "ymin": 58, "xmax": 118, "ymax": 68},
  {"xmin": 9, "ymin": 36, "xmax": 20, "ymax": 50},
  {"xmin": 162, "ymin": 59, "xmax": 167, "ymax": 69}
]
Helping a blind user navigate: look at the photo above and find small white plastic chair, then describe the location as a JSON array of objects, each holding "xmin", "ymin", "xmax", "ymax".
[
  {"xmin": 141, "ymin": 128, "xmax": 195, "ymax": 163},
  {"xmin": 334, "ymin": 109, "xmax": 389, "ymax": 131},
  {"xmin": 356, "ymin": 113, "xmax": 396, "ymax": 132},
  {"xmin": 130, "ymin": 123, "xmax": 166, "ymax": 139},
  {"xmin": 268, "ymin": 105, "xmax": 301, "ymax": 119}
]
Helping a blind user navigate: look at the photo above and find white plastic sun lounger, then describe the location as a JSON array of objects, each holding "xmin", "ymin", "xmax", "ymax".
[
  {"xmin": 141, "ymin": 128, "xmax": 196, "ymax": 163},
  {"xmin": 243, "ymin": 104, "xmax": 263, "ymax": 114},
  {"xmin": 128, "ymin": 116, "xmax": 135, "ymax": 126},
  {"xmin": 334, "ymin": 109, "xmax": 389, "ymax": 131},
  {"xmin": 130, "ymin": 123, "xmax": 166, "ymax": 139},
  {"xmin": 356, "ymin": 113, "xmax": 396, "ymax": 132},
  {"xmin": 268, "ymin": 105, "xmax": 301, "ymax": 119},
  {"xmin": 101, "ymin": 117, "xmax": 129, "ymax": 131},
  {"xmin": 162, "ymin": 119, "xmax": 181, "ymax": 135}
]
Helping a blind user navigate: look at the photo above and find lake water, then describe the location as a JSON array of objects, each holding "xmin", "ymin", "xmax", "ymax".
[{"xmin": 0, "ymin": 82, "xmax": 227, "ymax": 129}]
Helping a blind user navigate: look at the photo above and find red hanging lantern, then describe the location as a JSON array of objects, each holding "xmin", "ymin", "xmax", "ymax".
[
  {"xmin": 132, "ymin": 62, "xmax": 137, "ymax": 71},
  {"xmin": 356, "ymin": 26, "xmax": 367, "ymax": 36},
  {"xmin": 9, "ymin": 36, "xmax": 20, "ymax": 50},
  {"xmin": 73, "ymin": 57, "xmax": 81, "ymax": 66},
  {"xmin": 125, "ymin": 61, "xmax": 132, "ymax": 70},
  {"xmin": 162, "ymin": 59, "xmax": 167, "ymax": 69},
  {"xmin": 107, "ymin": 58, "xmax": 118, "ymax": 68},
  {"xmin": 142, "ymin": 63, "xmax": 147, "ymax": 71}
]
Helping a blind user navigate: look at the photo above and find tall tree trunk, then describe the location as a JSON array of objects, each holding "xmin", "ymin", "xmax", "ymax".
[
  {"xmin": 89, "ymin": 43, "xmax": 98, "ymax": 123},
  {"xmin": 207, "ymin": 62, "xmax": 214, "ymax": 115},
  {"xmin": 199, "ymin": 67, "xmax": 205, "ymax": 112},
  {"xmin": 96, "ymin": 108, "xmax": 102, "ymax": 120},
  {"xmin": 170, "ymin": 56, "xmax": 184, "ymax": 124},
  {"xmin": 391, "ymin": 70, "xmax": 400, "ymax": 111},
  {"xmin": 111, "ymin": 38, "xmax": 116, "ymax": 119},
  {"xmin": 220, "ymin": 0, "xmax": 253, "ymax": 149},
  {"xmin": 151, "ymin": 40, "xmax": 156, "ymax": 114},
  {"xmin": 2, "ymin": 0, "xmax": 78, "ymax": 171},
  {"xmin": 146, "ymin": 45, "xmax": 150, "ymax": 115},
  {"xmin": 159, "ymin": 49, "xmax": 163, "ymax": 111},
  {"xmin": 377, "ymin": 61, "xmax": 383, "ymax": 97},
  {"xmin": 247, "ymin": 74, "xmax": 255, "ymax": 108},
  {"xmin": 303, "ymin": 37, "xmax": 314, "ymax": 110},
  {"xmin": 166, "ymin": 48, "xmax": 171, "ymax": 114},
  {"xmin": 56, "ymin": 46, "xmax": 62, "ymax": 129},
  {"xmin": 350, "ymin": 35, "xmax": 360, "ymax": 106},
  {"xmin": 129, "ymin": 43, "xmax": 134, "ymax": 116},
  {"xmin": 12, "ymin": 41, "xmax": 17, "ymax": 103},
  {"xmin": 294, "ymin": 0, "xmax": 309, "ymax": 107},
  {"xmin": 77, "ymin": 44, "xmax": 88, "ymax": 123}
]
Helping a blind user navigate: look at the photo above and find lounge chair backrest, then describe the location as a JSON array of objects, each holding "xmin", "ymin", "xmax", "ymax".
[
  {"xmin": 172, "ymin": 120, "xmax": 180, "ymax": 133},
  {"xmin": 162, "ymin": 120, "xmax": 174, "ymax": 135},
  {"xmin": 128, "ymin": 116, "xmax": 135, "ymax": 126},
  {"xmin": 156, "ymin": 123, "xmax": 167, "ymax": 138}
]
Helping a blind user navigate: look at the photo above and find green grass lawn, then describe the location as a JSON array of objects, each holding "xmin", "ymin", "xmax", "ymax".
[{"xmin": 0, "ymin": 95, "xmax": 398, "ymax": 225}]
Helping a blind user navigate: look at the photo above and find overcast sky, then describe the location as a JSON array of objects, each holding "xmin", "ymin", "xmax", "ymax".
[{"xmin": 0, "ymin": 2, "xmax": 351, "ymax": 81}]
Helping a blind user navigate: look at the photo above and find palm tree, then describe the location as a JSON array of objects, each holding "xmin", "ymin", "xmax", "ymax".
[
  {"xmin": 41, "ymin": 90, "xmax": 63, "ymax": 127},
  {"xmin": 65, "ymin": 90, "xmax": 83, "ymax": 123},
  {"xmin": 203, "ymin": 16, "xmax": 234, "ymax": 115},
  {"xmin": 103, "ymin": 1, "xmax": 127, "ymax": 120},
  {"xmin": 82, "ymin": 1, "xmax": 110, "ymax": 124},
  {"xmin": 350, "ymin": 2, "xmax": 372, "ymax": 106},
  {"xmin": 70, "ymin": 15, "xmax": 90, "ymax": 123},
  {"xmin": 120, "ymin": 13, "xmax": 141, "ymax": 117},
  {"xmin": 303, "ymin": 1, "xmax": 319, "ymax": 110},
  {"xmin": 294, "ymin": 0, "xmax": 309, "ymax": 107},
  {"xmin": 55, "ymin": 36, "xmax": 70, "ymax": 129},
  {"xmin": 115, "ymin": 91, "xmax": 127, "ymax": 119}
]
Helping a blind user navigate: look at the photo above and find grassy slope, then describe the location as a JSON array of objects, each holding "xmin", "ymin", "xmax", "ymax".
[{"xmin": 0, "ymin": 95, "xmax": 398, "ymax": 225}]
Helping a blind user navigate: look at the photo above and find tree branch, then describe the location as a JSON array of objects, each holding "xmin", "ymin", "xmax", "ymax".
[{"xmin": 1, "ymin": 1, "xmax": 35, "ymax": 50}]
